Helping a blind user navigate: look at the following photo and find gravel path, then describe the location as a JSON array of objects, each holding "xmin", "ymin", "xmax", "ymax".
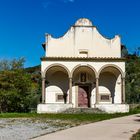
[{"xmin": 0, "ymin": 118, "xmax": 72, "ymax": 140}]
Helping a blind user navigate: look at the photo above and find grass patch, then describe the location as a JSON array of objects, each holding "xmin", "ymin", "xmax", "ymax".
[
  {"xmin": 0, "ymin": 113, "xmax": 132, "ymax": 122},
  {"xmin": 131, "ymin": 129, "xmax": 140, "ymax": 140},
  {"xmin": 0, "ymin": 107, "xmax": 139, "ymax": 123}
]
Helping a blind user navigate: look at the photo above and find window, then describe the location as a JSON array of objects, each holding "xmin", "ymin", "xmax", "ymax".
[
  {"xmin": 56, "ymin": 94, "xmax": 64, "ymax": 102},
  {"xmin": 79, "ymin": 51, "xmax": 88, "ymax": 57},
  {"xmin": 100, "ymin": 94, "xmax": 110, "ymax": 102}
]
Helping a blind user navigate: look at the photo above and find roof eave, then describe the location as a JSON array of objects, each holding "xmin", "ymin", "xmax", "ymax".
[{"xmin": 40, "ymin": 56, "xmax": 126, "ymax": 62}]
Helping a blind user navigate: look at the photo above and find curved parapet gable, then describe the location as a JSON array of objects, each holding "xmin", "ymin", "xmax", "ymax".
[{"xmin": 44, "ymin": 18, "xmax": 121, "ymax": 58}]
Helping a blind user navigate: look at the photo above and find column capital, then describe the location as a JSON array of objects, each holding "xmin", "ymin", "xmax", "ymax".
[
  {"xmin": 121, "ymin": 77, "xmax": 125, "ymax": 80},
  {"xmin": 96, "ymin": 77, "xmax": 99, "ymax": 80},
  {"xmin": 42, "ymin": 77, "xmax": 46, "ymax": 80}
]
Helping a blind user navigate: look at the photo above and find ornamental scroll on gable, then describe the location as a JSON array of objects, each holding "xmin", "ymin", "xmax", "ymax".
[{"xmin": 44, "ymin": 18, "xmax": 121, "ymax": 58}]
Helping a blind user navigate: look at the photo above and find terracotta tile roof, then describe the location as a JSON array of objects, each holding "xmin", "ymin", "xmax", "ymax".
[{"xmin": 41, "ymin": 56, "xmax": 125, "ymax": 61}]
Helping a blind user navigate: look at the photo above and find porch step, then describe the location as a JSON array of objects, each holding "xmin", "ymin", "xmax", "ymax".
[{"xmin": 62, "ymin": 108, "xmax": 104, "ymax": 114}]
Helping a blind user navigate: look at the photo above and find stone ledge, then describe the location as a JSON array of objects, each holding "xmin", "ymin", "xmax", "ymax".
[
  {"xmin": 37, "ymin": 104, "xmax": 129, "ymax": 114},
  {"xmin": 95, "ymin": 104, "xmax": 129, "ymax": 113},
  {"xmin": 37, "ymin": 103, "xmax": 73, "ymax": 113}
]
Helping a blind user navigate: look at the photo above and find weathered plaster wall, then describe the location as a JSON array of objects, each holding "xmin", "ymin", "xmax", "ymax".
[{"xmin": 45, "ymin": 18, "xmax": 121, "ymax": 58}]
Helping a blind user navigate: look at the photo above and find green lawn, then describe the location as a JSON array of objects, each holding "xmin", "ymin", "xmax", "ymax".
[{"xmin": 0, "ymin": 107, "xmax": 139, "ymax": 124}]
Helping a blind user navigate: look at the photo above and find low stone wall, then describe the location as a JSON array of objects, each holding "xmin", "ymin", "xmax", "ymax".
[
  {"xmin": 37, "ymin": 103, "xmax": 129, "ymax": 113},
  {"xmin": 96, "ymin": 104, "xmax": 129, "ymax": 113},
  {"xmin": 37, "ymin": 103, "xmax": 72, "ymax": 113}
]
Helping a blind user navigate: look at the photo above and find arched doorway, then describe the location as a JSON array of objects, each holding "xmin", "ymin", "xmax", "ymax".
[
  {"xmin": 78, "ymin": 86, "xmax": 89, "ymax": 107},
  {"xmin": 72, "ymin": 65, "xmax": 97, "ymax": 107}
]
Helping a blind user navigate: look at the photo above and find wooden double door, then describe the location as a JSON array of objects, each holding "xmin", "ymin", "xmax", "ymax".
[{"xmin": 78, "ymin": 85, "xmax": 91, "ymax": 107}]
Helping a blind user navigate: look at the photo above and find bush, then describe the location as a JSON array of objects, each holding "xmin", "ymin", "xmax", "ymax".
[{"xmin": 0, "ymin": 59, "xmax": 41, "ymax": 113}]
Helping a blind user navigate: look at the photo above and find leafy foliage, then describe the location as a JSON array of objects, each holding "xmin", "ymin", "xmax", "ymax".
[
  {"xmin": 121, "ymin": 45, "xmax": 128, "ymax": 57},
  {"xmin": 131, "ymin": 129, "xmax": 140, "ymax": 140},
  {"xmin": 125, "ymin": 54, "xmax": 140, "ymax": 103},
  {"xmin": 0, "ymin": 58, "xmax": 41, "ymax": 113},
  {"xmin": 0, "ymin": 57, "xmax": 25, "ymax": 71}
]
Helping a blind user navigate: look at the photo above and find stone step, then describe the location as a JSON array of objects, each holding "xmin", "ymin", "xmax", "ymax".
[{"xmin": 62, "ymin": 108, "xmax": 104, "ymax": 114}]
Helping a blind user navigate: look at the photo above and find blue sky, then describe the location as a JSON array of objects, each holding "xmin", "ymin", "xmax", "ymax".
[{"xmin": 0, "ymin": 0, "xmax": 140, "ymax": 67}]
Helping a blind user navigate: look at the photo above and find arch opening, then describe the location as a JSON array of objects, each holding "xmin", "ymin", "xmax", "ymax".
[
  {"xmin": 45, "ymin": 65, "xmax": 70, "ymax": 104},
  {"xmin": 98, "ymin": 65, "xmax": 123, "ymax": 104},
  {"xmin": 72, "ymin": 65, "xmax": 97, "ymax": 108}
]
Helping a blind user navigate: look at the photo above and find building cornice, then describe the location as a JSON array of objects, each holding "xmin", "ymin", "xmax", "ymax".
[{"xmin": 41, "ymin": 56, "xmax": 125, "ymax": 62}]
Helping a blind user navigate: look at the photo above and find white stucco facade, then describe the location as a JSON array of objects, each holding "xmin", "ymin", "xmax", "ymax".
[{"xmin": 37, "ymin": 18, "xmax": 129, "ymax": 113}]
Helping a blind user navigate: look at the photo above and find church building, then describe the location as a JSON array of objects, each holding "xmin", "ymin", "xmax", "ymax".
[{"xmin": 37, "ymin": 18, "xmax": 129, "ymax": 113}]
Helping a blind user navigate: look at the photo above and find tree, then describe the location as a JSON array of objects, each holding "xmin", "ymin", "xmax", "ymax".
[
  {"xmin": 121, "ymin": 45, "xmax": 128, "ymax": 57},
  {"xmin": 0, "ymin": 58, "xmax": 41, "ymax": 112},
  {"xmin": 125, "ymin": 54, "xmax": 140, "ymax": 103},
  {"xmin": 0, "ymin": 57, "xmax": 25, "ymax": 71}
]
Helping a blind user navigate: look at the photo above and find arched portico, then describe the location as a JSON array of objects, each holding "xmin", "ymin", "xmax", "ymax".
[{"xmin": 98, "ymin": 64, "xmax": 125, "ymax": 104}]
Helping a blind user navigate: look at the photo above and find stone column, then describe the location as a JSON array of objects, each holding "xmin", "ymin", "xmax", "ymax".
[
  {"xmin": 42, "ymin": 77, "xmax": 46, "ymax": 103},
  {"xmin": 96, "ymin": 77, "xmax": 99, "ymax": 104},
  {"xmin": 122, "ymin": 77, "xmax": 125, "ymax": 104},
  {"xmin": 69, "ymin": 77, "xmax": 72, "ymax": 104}
]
